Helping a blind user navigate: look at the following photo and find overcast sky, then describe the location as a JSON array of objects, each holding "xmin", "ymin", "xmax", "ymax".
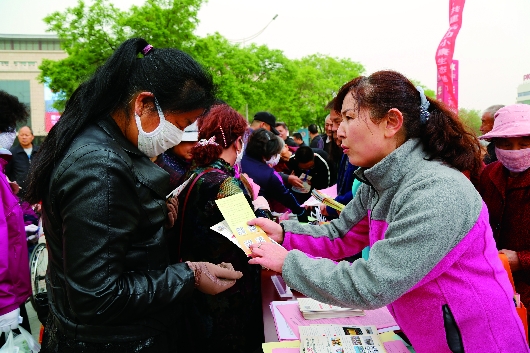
[{"xmin": 1, "ymin": 0, "xmax": 529, "ymax": 111}]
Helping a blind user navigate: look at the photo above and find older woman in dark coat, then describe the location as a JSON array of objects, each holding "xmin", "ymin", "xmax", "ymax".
[{"xmin": 478, "ymin": 104, "xmax": 530, "ymax": 322}]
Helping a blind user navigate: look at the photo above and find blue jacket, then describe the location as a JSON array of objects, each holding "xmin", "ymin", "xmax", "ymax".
[
  {"xmin": 326, "ymin": 154, "xmax": 358, "ymax": 218},
  {"xmin": 241, "ymin": 153, "xmax": 304, "ymax": 215}
]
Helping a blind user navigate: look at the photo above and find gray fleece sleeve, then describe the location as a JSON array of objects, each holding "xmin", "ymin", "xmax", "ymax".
[{"xmin": 282, "ymin": 170, "xmax": 483, "ymax": 309}]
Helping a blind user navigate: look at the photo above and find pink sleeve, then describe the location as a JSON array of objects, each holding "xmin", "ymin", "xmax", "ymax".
[{"xmin": 282, "ymin": 216, "xmax": 370, "ymax": 260}]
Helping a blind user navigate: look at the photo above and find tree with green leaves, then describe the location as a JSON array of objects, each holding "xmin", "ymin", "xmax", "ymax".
[
  {"xmin": 40, "ymin": 0, "xmax": 438, "ymax": 134},
  {"xmin": 40, "ymin": 0, "xmax": 206, "ymax": 111},
  {"xmin": 458, "ymin": 108, "xmax": 481, "ymax": 135}
]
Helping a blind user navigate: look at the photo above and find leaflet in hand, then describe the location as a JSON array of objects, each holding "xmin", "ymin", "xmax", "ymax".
[
  {"xmin": 299, "ymin": 325, "xmax": 387, "ymax": 353},
  {"xmin": 298, "ymin": 298, "xmax": 364, "ymax": 320},
  {"xmin": 215, "ymin": 193, "xmax": 272, "ymax": 255}
]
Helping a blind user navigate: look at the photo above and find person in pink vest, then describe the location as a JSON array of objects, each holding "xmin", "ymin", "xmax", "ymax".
[
  {"xmin": 0, "ymin": 90, "xmax": 32, "ymax": 338},
  {"xmin": 248, "ymin": 71, "xmax": 528, "ymax": 352}
]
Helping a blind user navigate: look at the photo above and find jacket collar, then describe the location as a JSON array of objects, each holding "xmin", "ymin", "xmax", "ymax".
[
  {"xmin": 484, "ymin": 161, "xmax": 530, "ymax": 195},
  {"xmin": 97, "ymin": 115, "xmax": 145, "ymax": 157},
  {"xmin": 355, "ymin": 138, "xmax": 425, "ymax": 192},
  {"xmin": 97, "ymin": 115, "xmax": 169, "ymax": 198}
]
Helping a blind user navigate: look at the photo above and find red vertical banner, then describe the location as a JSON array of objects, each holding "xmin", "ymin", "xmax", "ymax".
[
  {"xmin": 437, "ymin": 60, "xmax": 459, "ymax": 107},
  {"xmin": 435, "ymin": 0, "xmax": 465, "ymax": 110}
]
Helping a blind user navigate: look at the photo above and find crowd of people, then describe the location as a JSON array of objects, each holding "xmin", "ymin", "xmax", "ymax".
[{"xmin": 1, "ymin": 37, "xmax": 529, "ymax": 353}]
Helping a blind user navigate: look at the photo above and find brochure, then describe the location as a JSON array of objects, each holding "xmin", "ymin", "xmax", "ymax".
[{"xmin": 215, "ymin": 193, "xmax": 273, "ymax": 255}]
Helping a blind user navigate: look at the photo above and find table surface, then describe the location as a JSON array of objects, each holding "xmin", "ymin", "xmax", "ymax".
[{"xmin": 261, "ymin": 269, "xmax": 300, "ymax": 342}]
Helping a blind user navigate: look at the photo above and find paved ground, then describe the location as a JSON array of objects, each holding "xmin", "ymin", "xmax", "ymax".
[{"xmin": 25, "ymin": 300, "xmax": 43, "ymax": 343}]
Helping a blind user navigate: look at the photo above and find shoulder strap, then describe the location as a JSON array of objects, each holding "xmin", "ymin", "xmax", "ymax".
[{"xmin": 178, "ymin": 167, "xmax": 224, "ymax": 261}]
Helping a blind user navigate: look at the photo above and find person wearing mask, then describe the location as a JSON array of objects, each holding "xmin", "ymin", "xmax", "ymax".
[
  {"xmin": 248, "ymin": 71, "xmax": 527, "ymax": 352},
  {"xmin": 24, "ymin": 38, "xmax": 242, "ymax": 353},
  {"xmin": 480, "ymin": 104, "xmax": 504, "ymax": 164},
  {"xmin": 308, "ymin": 123, "xmax": 324, "ymax": 149},
  {"xmin": 478, "ymin": 104, "xmax": 530, "ymax": 324},
  {"xmin": 242, "ymin": 128, "xmax": 306, "ymax": 219},
  {"xmin": 5, "ymin": 125, "xmax": 39, "ymax": 198},
  {"xmin": 154, "ymin": 121, "xmax": 198, "ymax": 190},
  {"xmin": 275, "ymin": 121, "xmax": 298, "ymax": 147},
  {"xmin": 0, "ymin": 90, "xmax": 32, "ymax": 343},
  {"xmin": 175, "ymin": 104, "xmax": 268, "ymax": 353}
]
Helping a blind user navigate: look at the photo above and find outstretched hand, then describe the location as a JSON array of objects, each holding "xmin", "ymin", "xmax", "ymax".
[
  {"xmin": 187, "ymin": 262, "xmax": 243, "ymax": 295},
  {"xmin": 288, "ymin": 172, "xmax": 304, "ymax": 189},
  {"xmin": 248, "ymin": 217, "xmax": 284, "ymax": 243},
  {"xmin": 248, "ymin": 242, "xmax": 288, "ymax": 273},
  {"xmin": 499, "ymin": 249, "xmax": 521, "ymax": 272}
]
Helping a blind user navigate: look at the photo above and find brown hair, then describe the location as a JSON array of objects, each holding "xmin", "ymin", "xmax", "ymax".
[
  {"xmin": 191, "ymin": 104, "xmax": 248, "ymax": 166},
  {"xmin": 334, "ymin": 70, "xmax": 482, "ymax": 177}
]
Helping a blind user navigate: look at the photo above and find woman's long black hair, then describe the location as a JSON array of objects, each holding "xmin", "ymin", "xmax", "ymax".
[{"xmin": 25, "ymin": 38, "xmax": 216, "ymax": 204}]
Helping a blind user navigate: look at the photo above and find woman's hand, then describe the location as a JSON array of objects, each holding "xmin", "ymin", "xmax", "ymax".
[
  {"xmin": 165, "ymin": 197, "xmax": 179, "ymax": 229},
  {"xmin": 186, "ymin": 261, "xmax": 243, "ymax": 295},
  {"xmin": 248, "ymin": 242, "xmax": 288, "ymax": 273},
  {"xmin": 288, "ymin": 172, "xmax": 304, "ymax": 189},
  {"xmin": 319, "ymin": 204, "xmax": 329, "ymax": 217},
  {"xmin": 252, "ymin": 196, "xmax": 270, "ymax": 211},
  {"xmin": 248, "ymin": 217, "xmax": 284, "ymax": 243},
  {"xmin": 499, "ymin": 249, "xmax": 522, "ymax": 272}
]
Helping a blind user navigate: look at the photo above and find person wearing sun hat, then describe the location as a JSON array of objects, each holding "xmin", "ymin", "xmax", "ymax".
[{"xmin": 478, "ymin": 103, "xmax": 530, "ymax": 324}]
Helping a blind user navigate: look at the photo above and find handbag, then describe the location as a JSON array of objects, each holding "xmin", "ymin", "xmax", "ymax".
[
  {"xmin": 177, "ymin": 168, "xmax": 223, "ymax": 261},
  {"xmin": 499, "ymin": 253, "xmax": 528, "ymax": 343}
]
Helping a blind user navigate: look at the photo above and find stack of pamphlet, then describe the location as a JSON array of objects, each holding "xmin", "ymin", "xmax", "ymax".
[
  {"xmin": 297, "ymin": 298, "xmax": 364, "ymax": 320},
  {"xmin": 299, "ymin": 324, "xmax": 388, "ymax": 353}
]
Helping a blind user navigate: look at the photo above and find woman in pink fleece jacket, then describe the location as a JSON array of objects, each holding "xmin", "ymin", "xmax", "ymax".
[
  {"xmin": 248, "ymin": 71, "xmax": 528, "ymax": 352},
  {"xmin": 0, "ymin": 90, "xmax": 32, "ymax": 338}
]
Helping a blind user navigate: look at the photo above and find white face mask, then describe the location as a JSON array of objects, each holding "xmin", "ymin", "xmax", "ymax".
[
  {"xmin": 0, "ymin": 131, "xmax": 16, "ymax": 150},
  {"xmin": 266, "ymin": 153, "xmax": 281, "ymax": 167},
  {"xmin": 235, "ymin": 141, "xmax": 245, "ymax": 165},
  {"xmin": 135, "ymin": 100, "xmax": 184, "ymax": 158}
]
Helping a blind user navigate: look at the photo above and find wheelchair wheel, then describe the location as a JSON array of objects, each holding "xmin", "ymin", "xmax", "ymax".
[{"xmin": 29, "ymin": 241, "xmax": 48, "ymax": 319}]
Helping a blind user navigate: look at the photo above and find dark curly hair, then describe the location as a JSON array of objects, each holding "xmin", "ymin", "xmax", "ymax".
[
  {"xmin": 0, "ymin": 90, "xmax": 29, "ymax": 132},
  {"xmin": 192, "ymin": 104, "xmax": 248, "ymax": 166},
  {"xmin": 334, "ymin": 70, "xmax": 482, "ymax": 177},
  {"xmin": 245, "ymin": 128, "xmax": 284, "ymax": 161}
]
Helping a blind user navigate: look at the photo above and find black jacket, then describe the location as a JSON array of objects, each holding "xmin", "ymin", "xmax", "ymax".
[
  {"xmin": 42, "ymin": 116, "xmax": 195, "ymax": 345},
  {"xmin": 5, "ymin": 144, "xmax": 39, "ymax": 197}
]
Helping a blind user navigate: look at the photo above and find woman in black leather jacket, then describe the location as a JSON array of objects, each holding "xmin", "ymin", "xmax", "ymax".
[{"xmin": 24, "ymin": 38, "xmax": 243, "ymax": 353}]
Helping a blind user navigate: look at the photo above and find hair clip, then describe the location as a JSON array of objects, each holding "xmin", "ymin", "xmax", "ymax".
[
  {"xmin": 218, "ymin": 125, "xmax": 227, "ymax": 147},
  {"xmin": 197, "ymin": 136, "xmax": 218, "ymax": 147},
  {"xmin": 142, "ymin": 44, "xmax": 154, "ymax": 56},
  {"xmin": 416, "ymin": 86, "xmax": 430, "ymax": 124}
]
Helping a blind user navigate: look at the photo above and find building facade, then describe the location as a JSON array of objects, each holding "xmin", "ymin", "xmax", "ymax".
[
  {"xmin": 517, "ymin": 74, "xmax": 530, "ymax": 105},
  {"xmin": 0, "ymin": 34, "xmax": 67, "ymax": 138}
]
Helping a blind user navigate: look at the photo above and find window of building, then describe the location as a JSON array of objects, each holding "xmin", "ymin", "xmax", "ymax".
[
  {"xmin": 13, "ymin": 61, "xmax": 37, "ymax": 69},
  {"xmin": 0, "ymin": 40, "xmax": 11, "ymax": 50},
  {"xmin": 41, "ymin": 41, "xmax": 61, "ymax": 50},
  {"xmin": 0, "ymin": 61, "xmax": 8, "ymax": 67},
  {"xmin": 518, "ymin": 91, "xmax": 530, "ymax": 97}
]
